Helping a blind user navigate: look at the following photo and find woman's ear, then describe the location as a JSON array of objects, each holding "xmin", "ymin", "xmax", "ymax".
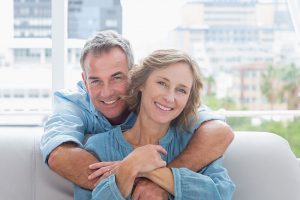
[{"xmin": 139, "ymin": 84, "xmax": 144, "ymax": 92}]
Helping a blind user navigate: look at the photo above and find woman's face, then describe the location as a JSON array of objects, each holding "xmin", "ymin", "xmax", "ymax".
[{"xmin": 139, "ymin": 62, "xmax": 193, "ymax": 125}]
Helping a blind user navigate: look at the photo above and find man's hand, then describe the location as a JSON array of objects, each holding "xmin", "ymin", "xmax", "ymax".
[{"xmin": 132, "ymin": 178, "xmax": 169, "ymax": 200}]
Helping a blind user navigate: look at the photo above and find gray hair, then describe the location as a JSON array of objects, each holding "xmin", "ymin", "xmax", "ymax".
[{"xmin": 80, "ymin": 30, "xmax": 134, "ymax": 74}]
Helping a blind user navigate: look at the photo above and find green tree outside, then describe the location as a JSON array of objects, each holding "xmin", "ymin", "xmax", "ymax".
[
  {"xmin": 227, "ymin": 117, "xmax": 300, "ymax": 157},
  {"xmin": 260, "ymin": 63, "xmax": 300, "ymax": 110}
]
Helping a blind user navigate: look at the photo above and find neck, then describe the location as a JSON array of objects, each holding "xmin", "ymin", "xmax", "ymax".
[
  {"xmin": 108, "ymin": 109, "xmax": 131, "ymax": 125},
  {"xmin": 124, "ymin": 114, "xmax": 170, "ymax": 147}
]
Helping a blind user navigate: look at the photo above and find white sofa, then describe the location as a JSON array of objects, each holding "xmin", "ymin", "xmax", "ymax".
[{"xmin": 1, "ymin": 127, "xmax": 300, "ymax": 200}]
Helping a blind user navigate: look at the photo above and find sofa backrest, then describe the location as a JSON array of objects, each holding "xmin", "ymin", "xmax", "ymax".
[{"xmin": 0, "ymin": 128, "xmax": 300, "ymax": 200}]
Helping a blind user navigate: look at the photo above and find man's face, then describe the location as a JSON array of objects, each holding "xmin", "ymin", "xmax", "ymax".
[{"xmin": 82, "ymin": 47, "xmax": 130, "ymax": 124}]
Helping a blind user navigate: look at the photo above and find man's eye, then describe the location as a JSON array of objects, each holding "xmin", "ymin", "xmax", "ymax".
[
  {"xmin": 113, "ymin": 75, "xmax": 123, "ymax": 80},
  {"xmin": 90, "ymin": 80, "xmax": 99, "ymax": 85}
]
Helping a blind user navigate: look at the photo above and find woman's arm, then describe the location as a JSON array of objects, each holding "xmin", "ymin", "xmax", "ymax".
[
  {"xmin": 143, "ymin": 156, "xmax": 235, "ymax": 200},
  {"xmin": 142, "ymin": 167, "xmax": 174, "ymax": 194},
  {"xmin": 114, "ymin": 157, "xmax": 140, "ymax": 197},
  {"xmin": 91, "ymin": 144, "xmax": 167, "ymax": 199}
]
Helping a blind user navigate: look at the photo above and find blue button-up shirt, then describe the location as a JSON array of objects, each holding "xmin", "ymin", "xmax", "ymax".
[
  {"xmin": 40, "ymin": 81, "xmax": 225, "ymax": 163},
  {"xmin": 74, "ymin": 126, "xmax": 235, "ymax": 200}
]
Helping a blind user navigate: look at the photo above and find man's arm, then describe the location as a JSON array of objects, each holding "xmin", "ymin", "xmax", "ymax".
[
  {"xmin": 168, "ymin": 120, "xmax": 234, "ymax": 171},
  {"xmin": 131, "ymin": 120, "xmax": 233, "ymax": 200},
  {"xmin": 48, "ymin": 142, "xmax": 99, "ymax": 190}
]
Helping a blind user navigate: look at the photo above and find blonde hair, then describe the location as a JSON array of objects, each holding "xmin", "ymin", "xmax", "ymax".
[{"xmin": 125, "ymin": 49, "xmax": 203, "ymax": 129}]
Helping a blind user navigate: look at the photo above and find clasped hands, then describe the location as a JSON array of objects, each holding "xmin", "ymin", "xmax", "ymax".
[{"xmin": 88, "ymin": 144, "xmax": 169, "ymax": 200}]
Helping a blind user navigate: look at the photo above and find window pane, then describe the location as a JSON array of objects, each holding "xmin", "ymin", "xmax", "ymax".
[
  {"xmin": 0, "ymin": 0, "xmax": 51, "ymax": 122},
  {"xmin": 65, "ymin": 0, "xmax": 300, "ymax": 109},
  {"xmin": 66, "ymin": 0, "xmax": 123, "ymax": 88},
  {"xmin": 121, "ymin": 0, "xmax": 299, "ymax": 111}
]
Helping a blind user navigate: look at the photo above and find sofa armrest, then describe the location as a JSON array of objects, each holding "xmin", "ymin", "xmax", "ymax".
[
  {"xmin": 0, "ymin": 127, "xmax": 73, "ymax": 200},
  {"xmin": 224, "ymin": 132, "xmax": 300, "ymax": 200}
]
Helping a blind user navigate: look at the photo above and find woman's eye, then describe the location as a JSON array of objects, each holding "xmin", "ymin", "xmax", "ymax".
[
  {"xmin": 177, "ymin": 88, "xmax": 187, "ymax": 94},
  {"xmin": 158, "ymin": 81, "xmax": 167, "ymax": 86}
]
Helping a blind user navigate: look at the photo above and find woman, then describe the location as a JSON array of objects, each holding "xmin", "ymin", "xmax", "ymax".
[{"xmin": 75, "ymin": 49, "xmax": 235, "ymax": 199}]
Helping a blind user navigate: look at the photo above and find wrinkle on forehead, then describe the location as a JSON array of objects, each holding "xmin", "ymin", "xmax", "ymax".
[{"xmin": 83, "ymin": 49, "xmax": 129, "ymax": 79}]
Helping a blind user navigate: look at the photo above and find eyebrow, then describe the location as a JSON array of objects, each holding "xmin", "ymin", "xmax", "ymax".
[
  {"xmin": 88, "ymin": 71, "xmax": 125, "ymax": 80},
  {"xmin": 88, "ymin": 76, "xmax": 99, "ymax": 80},
  {"xmin": 157, "ymin": 76, "xmax": 190, "ymax": 88},
  {"xmin": 111, "ymin": 72, "xmax": 125, "ymax": 77}
]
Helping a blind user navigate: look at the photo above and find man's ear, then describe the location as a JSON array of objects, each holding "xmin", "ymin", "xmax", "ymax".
[
  {"xmin": 81, "ymin": 72, "xmax": 88, "ymax": 89},
  {"xmin": 81, "ymin": 72, "xmax": 86, "ymax": 82}
]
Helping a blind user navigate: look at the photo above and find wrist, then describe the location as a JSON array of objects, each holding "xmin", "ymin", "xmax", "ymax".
[
  {"xmin": 114, "ymin": 159, "xmax": 139, "ymax": 197},
  {"xmin": 117, "ymin": 158, "xmax": 139, "ymax": 179}
]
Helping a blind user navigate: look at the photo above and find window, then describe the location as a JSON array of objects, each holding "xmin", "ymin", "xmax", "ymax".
[
  {"xmin": 1, "ymin": 0, "xmax": 299, "ymax": 155},
  {"xmin": 28, "ymin": 89, "xmax": 39, "ymax": 98}
]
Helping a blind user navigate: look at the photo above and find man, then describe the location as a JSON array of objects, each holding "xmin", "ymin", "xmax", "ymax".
[{"xmin": 41, "ymin": 30, "xmax": 234, "ymax": 199}]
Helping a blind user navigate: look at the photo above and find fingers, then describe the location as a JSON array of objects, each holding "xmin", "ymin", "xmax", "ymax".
[
  {"xmin": 159, "ymin": 160, "xmax": 167, "ymax": 167},
  {"xmin": 132, "ymin": 179, "xmax": 143, "ymax": 200},
  {"xmin": 132, "ymin": 178, "xmax": 168, "ymax": 200},
  {"xmin": 88, "ymin": 161, "xmax": 120, "ymax": 180},
  {"xmin": 131, "ymin": 187, "xmax": 140, "ymax": 200},
  {"xmin": 91, "ymin": 163, "xmax": 120, "ymax": 187},
  {"xmin": 153, "ymin": 145, "xmax": 167, "ymax": 156},
  {"xmin": 88, "ymin": 165, "xmax": 111, "ymax": 180},
  {"xmin": 94, "ymin": 171, "xmax": 110, "ymax": 187},
  {"xmin": 89, "ymin": 161, "xmax": 117, "ymax": 170}
]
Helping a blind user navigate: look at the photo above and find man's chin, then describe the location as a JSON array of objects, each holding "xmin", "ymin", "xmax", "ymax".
[
  {"xmin": 97, "ymin": 107, "xmax": 121, "ymax": 118},
  {"xmin": 105, "ymin": 114, "xmax": 125, "ymax": 125}
]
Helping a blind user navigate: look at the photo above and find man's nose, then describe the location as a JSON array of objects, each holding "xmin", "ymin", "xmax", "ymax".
[{"xmin": 100, "ymin": 84, "xmax": 113, "ymax": 98}]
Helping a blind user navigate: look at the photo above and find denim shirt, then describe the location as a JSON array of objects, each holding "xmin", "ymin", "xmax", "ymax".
[
  {"xmin": 74, "ymin": 126, "xmax": 235, "ymax": 200},
  {"xmin": 40, "ymin": 81, "xmax": 225, "ymax": 163}
]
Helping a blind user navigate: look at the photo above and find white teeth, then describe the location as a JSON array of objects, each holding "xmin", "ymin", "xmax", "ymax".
[
  {"xmin": 155, "ymin": 102, "xmax": 172, "ymax": 111},
  {"xmin": 102, "ymin": 99, "xmax": 118, "ymax": 104}
]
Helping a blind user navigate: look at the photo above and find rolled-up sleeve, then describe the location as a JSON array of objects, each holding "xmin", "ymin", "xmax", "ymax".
[
  {"xmin": 92, "ymin": 175, "xmax": 129, "ymax": 200},
  {"xmin": 187, "ymin": 105, "xmax": 226, "ymax": 133},
  {"xmin": 40, "ymin": 92, "xmax": 86, "ymax": 163},
  {"xmin": 171, "ymin": 157, "xmax": 235, "ymax": 200},
  {"xmin": 198, "ymin": 105, "xmax": 225, "ymax": 123}
]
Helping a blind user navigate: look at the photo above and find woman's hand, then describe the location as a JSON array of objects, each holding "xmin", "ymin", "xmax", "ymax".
[
  {"xmin": 88, "ymin": 161, "xmax": 121, "ymax": 187},
  {"xmin": 124, "ymin": 144, "xmax": 167, "ymax": 175},
  {"xmin": 114, "ymin": 144, "xmax": 167, "ymax": 197}
]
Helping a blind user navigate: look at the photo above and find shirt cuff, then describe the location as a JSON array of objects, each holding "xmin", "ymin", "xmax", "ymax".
[
  {"xmin": 40, "ymin": 135, "xmax": 83, "ymax": 164},
  {"xmin": 107, "ymin": 175, "xmax": 127, "ymax": 200},
  {"xmin": 171, "ymin": 168, "xmax": 182, "ymax": 200}
]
